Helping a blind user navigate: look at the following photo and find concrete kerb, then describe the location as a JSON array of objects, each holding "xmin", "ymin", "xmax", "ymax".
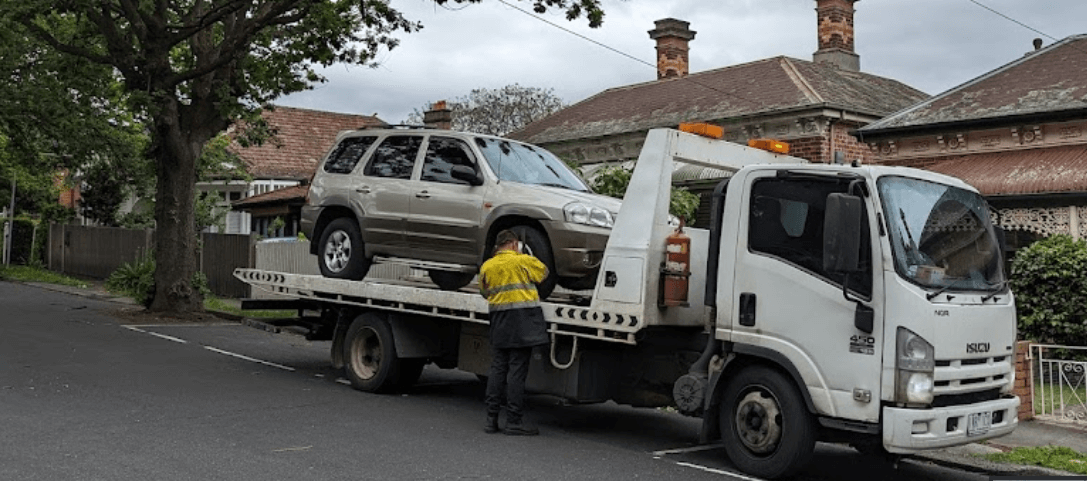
[{"xmin": 912, "ymin": 444, "xmax": 1079, "ymax": 477}]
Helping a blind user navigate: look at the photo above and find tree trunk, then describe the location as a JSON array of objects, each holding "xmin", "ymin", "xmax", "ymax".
[{"xmin": 147, "ymin": 97, "xmax": 207, "ymax": 314}]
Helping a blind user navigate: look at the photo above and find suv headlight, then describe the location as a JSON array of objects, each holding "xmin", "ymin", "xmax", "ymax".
[
  {"xmin": 896, "ymin": 327, "xmax": 935, "ymax": 406},
  {"xmin": 564, "ymin": 203, "xmax": 614, "ymax": 228}
]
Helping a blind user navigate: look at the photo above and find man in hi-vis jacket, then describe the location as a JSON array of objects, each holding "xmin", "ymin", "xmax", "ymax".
[{"xmin": 478, "ymin": 230, "xmax": 548, "ymax": 435}]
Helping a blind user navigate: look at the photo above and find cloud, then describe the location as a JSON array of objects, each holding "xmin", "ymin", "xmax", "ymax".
[{"xmin": 277, "ymin": 0, "xmax": 1087, "ymax": 124}]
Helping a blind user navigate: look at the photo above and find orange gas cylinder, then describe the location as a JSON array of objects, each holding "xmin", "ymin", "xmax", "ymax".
[{"xmin": 662, "ymin": 220, "xmax": 691, "ymax": 307}]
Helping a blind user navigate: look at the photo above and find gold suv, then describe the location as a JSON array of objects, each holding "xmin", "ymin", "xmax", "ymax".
[{"xmin": 301, "ymin": 127, "xmax": 620, "ymax": 298}]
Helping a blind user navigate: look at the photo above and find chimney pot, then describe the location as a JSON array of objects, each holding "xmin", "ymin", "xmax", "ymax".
[
  {"xmin": 648, "ymin": 18, "xmax": 696, "ymax": 80},
  {"xmin": 813, "ymin": 0, "xmax": 860, "ymax": 71}
]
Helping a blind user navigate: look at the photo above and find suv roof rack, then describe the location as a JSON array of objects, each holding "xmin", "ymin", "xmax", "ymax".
[{"xmin": 359, "ymin": 124, "xmax": 435, "ymax": 130}]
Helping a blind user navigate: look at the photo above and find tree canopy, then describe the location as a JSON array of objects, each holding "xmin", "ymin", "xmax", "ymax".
[
  {"xmin": 406, "ymin": 84, "xmax": 566, "ymax": 136},
  {"xmin": 2, "ymin": 0, "xmax": 605, "ymax": 315}
]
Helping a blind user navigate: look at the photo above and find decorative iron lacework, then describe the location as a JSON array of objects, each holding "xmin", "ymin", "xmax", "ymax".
[{"xmin": 994, "ymin": 207, "xmax": 1072, "ymax": 236}]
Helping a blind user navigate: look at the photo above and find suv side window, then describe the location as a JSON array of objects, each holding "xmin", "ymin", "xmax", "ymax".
[
  {"xmin": 323, "ymin": 136, "xmax": 377, "ymax": 174},
  {"xmin": 364, "ymin": 135, "xmax": 422, "ymax": 179},
  {"xmin": 421, "ymin": 137, "xmax": 478, "ymax": 185},
  {"xmin": 749, "ymin": 177, "xmax": 872, "ymax": 297}
]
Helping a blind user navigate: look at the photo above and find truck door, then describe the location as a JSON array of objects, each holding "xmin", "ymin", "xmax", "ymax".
[{"xmin": 731, "ymin": 172, "xmax": 883, "ymax": 423}]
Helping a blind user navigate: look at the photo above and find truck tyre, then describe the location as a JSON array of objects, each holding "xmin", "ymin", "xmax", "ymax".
[
  {"xmin": 343, "ymin": 314, "xmax": 403, "ymax": 393},
  {"xmin": 509, "ymin": 225, "xmax": 557, "ymax": 300},
  {"xmin": 428, "ymin": 270, "xmax": 474, "ymax": 291},
  {"xmin": 719, "ymin": 365, "xmax": 816, "ymax": 479},
  {"xmin": 319, "ymin": 217, "xmax": 371, "ymax": 280}
]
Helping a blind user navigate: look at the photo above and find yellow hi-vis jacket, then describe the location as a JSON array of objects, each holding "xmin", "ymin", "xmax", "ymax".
[{"xmin": 478, "ymin": 250, "xmax": 548, "ymax": 311}]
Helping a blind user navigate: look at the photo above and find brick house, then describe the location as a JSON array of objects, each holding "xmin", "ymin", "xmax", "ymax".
[
  {"xmin": 204, "ymin": 105, "xmax": 386, "ymax": 236},
  {"xmin": 854, "ymin": 34, "xmax": 1087, "ymax": 250},
  {"xmin": 511, "ymin": 0, "xmax": 927, "ymax": 226}
]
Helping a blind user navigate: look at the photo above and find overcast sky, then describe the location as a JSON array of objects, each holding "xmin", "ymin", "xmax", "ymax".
[{"xmin": 277, "ymin": 0, "xmax": 1087, "ymax": 124}]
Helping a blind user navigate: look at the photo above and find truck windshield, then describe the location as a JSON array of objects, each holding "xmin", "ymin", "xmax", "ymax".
[
  {"xmin": 878, "ymin": 176, "xmax": 1004, "ymax": 292},
  {"xmin": 474, "ymin": 137, "xmax": 589, "ymax": 192}
]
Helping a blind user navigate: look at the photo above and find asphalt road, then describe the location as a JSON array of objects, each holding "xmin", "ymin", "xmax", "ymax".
[{"xmin": 1, "ymin": 281, "xmax": 994, "ymax": 480}]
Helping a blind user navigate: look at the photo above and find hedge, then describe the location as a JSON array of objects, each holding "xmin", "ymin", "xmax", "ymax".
[{"xmin": 1009, "ymin": 234, "xmax": 1087, "ymax": 347}]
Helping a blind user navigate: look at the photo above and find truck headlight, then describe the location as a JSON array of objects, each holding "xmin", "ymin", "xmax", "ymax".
[
  {"xmin": 564, "ymin": 203, "xmax": 614, "ymax": 228},
  {"xmin": 896, "ymin": 327, "xmax": 935, "ymax": 405}
]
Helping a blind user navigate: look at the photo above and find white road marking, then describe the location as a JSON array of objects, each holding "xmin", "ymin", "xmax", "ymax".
[
  {"xmin": 123, "ymin": 326, "xmax": 188, "ymax": 344},
  {"xmin": 335, "ymin": 378, "xmax": 352, "ymax": 386},
  {"xmin": 272, "ymin": 446, "xmax": 313, "ymax": 453},
  {"xmin": 673, "ymin": 461, "xmax": 767, "ymax": 481},
  {"xmin": 123, "ymin": 325, "xmax": 297, "ymax": 372},
  {"xmin": 651, "ymin": 444, "xmax": 724, "ymax": 456},
  {"xmin": 203, "ymin": 346, "xmax": 295, "ymax": 371}
]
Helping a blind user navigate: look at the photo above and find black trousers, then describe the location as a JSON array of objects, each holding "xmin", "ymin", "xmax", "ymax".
[{"xmin": 485, "ymin": 346, "xmax": 532, "ymax": 422}]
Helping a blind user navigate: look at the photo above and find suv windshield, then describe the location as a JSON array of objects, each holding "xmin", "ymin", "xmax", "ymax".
[
  {"xmin": 878, "ymin": 176, "xmax": 1004, "ymax": 292},
  {"xmin": 474, "ymin": 137, "xmax": 588, "ymax": 192}
]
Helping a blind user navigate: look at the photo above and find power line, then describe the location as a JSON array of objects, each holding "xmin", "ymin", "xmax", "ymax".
[
  {"xmin": 965, "ymin": 0, "xmax": 1059, "ymax": 42},
  {"xmin": 493, "ymin": 0, "xmax": 762, "ymax": 107},
  {"xmin": 966, "ymin": 0, "xmax": 1087, "ymax": 58}
]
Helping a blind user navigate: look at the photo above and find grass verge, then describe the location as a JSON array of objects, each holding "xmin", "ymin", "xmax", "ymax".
[
  {"xmin": 985, "ymin": 446, "xmax": 1087, "ymax": 474},
  {"xmin": 204, "ymin": 297, "xmax": 296, "ymax": 319},
  {"xmin": 0, "ymin": 265, "xmax": 89, "ymax": 288}
]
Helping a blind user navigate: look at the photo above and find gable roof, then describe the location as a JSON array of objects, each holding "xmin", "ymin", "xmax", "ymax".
[
  {"xmin": 858, "ymin": 34, "xmax": 1087, "ymax": 135},
  {"xmin": 231, "ymin": 105, "xmax": 386, "ymax": 179},
  {"xmin": 512, "ymin": 56, "xmax": 927, "ymax": 145}
]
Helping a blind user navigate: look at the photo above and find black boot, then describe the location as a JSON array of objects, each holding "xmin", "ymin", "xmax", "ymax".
[
  {"xmin": 503, "ymin": 418, "xmax": 539, "ymax": 436},
  {"xmin": 484, "ymin": 414, "xmax": 500, "ymax": 434}
]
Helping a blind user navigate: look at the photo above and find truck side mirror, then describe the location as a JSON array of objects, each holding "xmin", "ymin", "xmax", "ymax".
[
  {"xmin": 451, "ymin": 165, "xmax": 483, "ymax": 186},
  {"xmin": 823, "ymin": 193, "xmax": 863, "ymax": 273}
]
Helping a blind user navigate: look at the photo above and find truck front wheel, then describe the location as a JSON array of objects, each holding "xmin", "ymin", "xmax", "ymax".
[
  {"xmin": 344, "ymin": 314, "xmax": 404, "ymax": 393},
  {"xmin": 719, "ymin": 365, "xmax": 816, "ymax": 479}
]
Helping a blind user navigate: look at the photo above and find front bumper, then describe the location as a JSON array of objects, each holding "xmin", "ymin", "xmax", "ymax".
[
  {"xmin": 882, "ymin": 396, "xmax": 1019, "ymax": 453},
  {"xmin": 541, "ymin": 220, "xmax": 611, "ymax": 278}
]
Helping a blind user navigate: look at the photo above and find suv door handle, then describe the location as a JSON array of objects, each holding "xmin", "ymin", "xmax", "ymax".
[
  {"xmin": 415, "ymin": 191, "xmax": 431, "ymax": 199},
  {"xmin": 356, "ymin": 186, "xmax": 371, "ymax": 194}
]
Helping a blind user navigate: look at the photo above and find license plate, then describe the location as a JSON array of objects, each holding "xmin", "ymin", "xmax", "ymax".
[{"xmin": 967, "ymin": 411, "xmax": 992, "ymax": 436}]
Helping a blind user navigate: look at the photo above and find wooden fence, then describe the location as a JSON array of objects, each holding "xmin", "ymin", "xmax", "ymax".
[{"xmin": 47, "ymin": 224, "xmax": 255, "ymax": 298}]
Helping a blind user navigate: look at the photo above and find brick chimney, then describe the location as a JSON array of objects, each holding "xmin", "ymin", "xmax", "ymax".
[
  {"xmin": 813, "ymin": 0, "xmax": 860, "ymax": 71},
  {"xmin": 423, "ymin": 100, "xmax": 453, "ymax": 129},
  {"xmin": 648, "ymin": 18, "xmax": 696, "ymax": 80}
]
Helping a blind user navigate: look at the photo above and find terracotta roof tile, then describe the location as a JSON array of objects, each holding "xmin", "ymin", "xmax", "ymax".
[
  {"xmin": 927, "ymin": 144, "xmax": 1087, "ymax": 196},
  {"xmin": 231, "ymin": 106, "xmax": 386, "ymax": 179},
  {"xmin": 859, "ymin": 34, "xmax": 1087, "ymax": 134},
  {"xmin": 512, "ymin": 56, "xmax": 927, "ymax": 145}
]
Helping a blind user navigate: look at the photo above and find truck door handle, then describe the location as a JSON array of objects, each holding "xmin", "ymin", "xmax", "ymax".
[
  {"xmin": 415, "ymin": 191, "xmax": 431, "ymax": 199},
  {"xmin": 739, "ymin": 292, "xmax": 756, "ymax": 327},
  {"xmin": 356, "ymin": 186, "xmax": 371, "ymax": 194}
]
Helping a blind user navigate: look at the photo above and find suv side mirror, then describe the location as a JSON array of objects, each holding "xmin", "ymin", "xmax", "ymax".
[
  {"xmin": 823, "ymin": 193, "xmax": 863, "ymax": 273},
  {"xmin": 451, "ymin": 165, "xmax": 483, "ymax": 186}
]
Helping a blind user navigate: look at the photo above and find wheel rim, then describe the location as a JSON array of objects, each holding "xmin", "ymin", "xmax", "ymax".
[
  {"xmin": 349, "ymin": 327, "xmax": 381, "ymax": 380},
  {"xmin": 734, "ymin": 388, "xmax": 783, "ymax": 455},
  {"xmin": 323, "ymin": 230, "xmax": 352, "ymax": 273}
]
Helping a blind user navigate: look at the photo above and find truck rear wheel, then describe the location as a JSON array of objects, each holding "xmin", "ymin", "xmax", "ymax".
[
  {"xmin": 343, "ymin": 313, "xmax": 403, "ymax": 393},
  {"xmin": 719, "ymin": 365, "xmax": 816, "ymax": 479}
]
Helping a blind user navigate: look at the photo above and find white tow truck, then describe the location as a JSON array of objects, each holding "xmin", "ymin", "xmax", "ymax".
[{"xmin": 236, "ymin": 126, "xmax": 1018, "ymax": 479}]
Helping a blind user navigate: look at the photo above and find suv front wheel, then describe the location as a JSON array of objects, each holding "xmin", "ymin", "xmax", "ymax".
[
  {"xmin": 318, "ymin": 217, "xmax": 371, "ymax": 280},
  {"xmin": 509, "ymin": 225, "xmax": 557, "ymax": 300}
]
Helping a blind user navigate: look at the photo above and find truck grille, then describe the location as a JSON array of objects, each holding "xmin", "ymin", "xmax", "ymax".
[{"xmin": 932, "ymin": 355, "xmax": 1011, "ymax": 403}]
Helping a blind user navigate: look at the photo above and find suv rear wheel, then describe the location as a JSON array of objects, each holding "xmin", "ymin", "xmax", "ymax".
[{"xmin": 318, "ymin": 217, "xmax": 371, "ymax": 280}]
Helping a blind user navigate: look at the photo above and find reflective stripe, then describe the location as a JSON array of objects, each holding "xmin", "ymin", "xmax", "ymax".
[
  {"xmin": 489, "ymin": 283, "xmax": 536, "ymax": 294},
  {"xmin": 490, "ymin": 300, "xmax": 541, "ymax": 311}
]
